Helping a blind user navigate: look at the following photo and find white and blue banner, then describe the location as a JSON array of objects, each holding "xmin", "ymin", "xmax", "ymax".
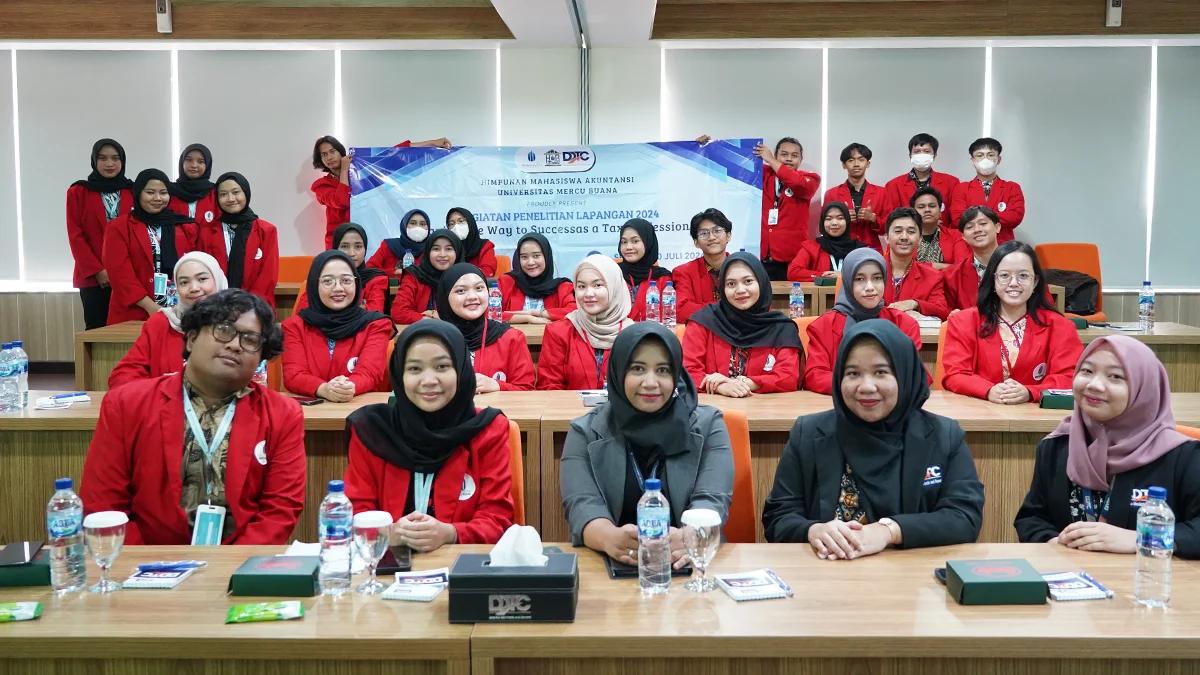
[{"xmin": 349, "ymin": 139, "xmax": 763, "ymax": 276}]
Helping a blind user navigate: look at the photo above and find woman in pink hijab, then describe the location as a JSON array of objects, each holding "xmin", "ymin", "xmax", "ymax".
[{"xmin": 1014, "ymin": 335, "xmax": 1200, "ymax": 557}]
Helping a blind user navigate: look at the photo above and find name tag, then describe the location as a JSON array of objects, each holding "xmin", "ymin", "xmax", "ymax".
[
  {"xmin": 767, "ymin": 208, "xmax": 779, "ymax": 226},
  {"xmin": 191, "ymin": 504, "xmax": 226, "ymax": 545}
]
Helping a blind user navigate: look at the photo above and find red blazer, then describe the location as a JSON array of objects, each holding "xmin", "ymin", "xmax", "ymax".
[
  {"xmin": 498, "ymin": 274, "xmax": 576, "ymax": 322},
  {"xmin": 294, "ymin": 274, "xmax": 388, "ymax": 315},
  {"xmin": 942, "ymin": 307, "xmax": 1082, "ymax": 403},
  {"xmin": 167, "ymin": 189, "xmax": 219, "ymax": 227},
  {"xmin": 197, "ymin": 218, "xmax": 280, "ymax": 308},
  {"xmin": 626, "ymin": 273, "xmax": 673, "ymax": 323},
  {"xmin": 366, "ymin": 243, "xmax": 419, "ymax": 280},
  {"xmin": 671, "ymin": 256, "xmax": 724, "ymax": 323},
  {"xmin": 537, "ymin": 319, "xmax": 613, "ymax": 390},
  {"xmin": 311, "ymin": 175, "xmax": 350, "ymax": 248},
  {"xmin": 881, "ymin": 170, "xmax": 960, "ymax": 230},
  {"xmin": 66, "ymin": 185, "xmax": 132, "ymax": 289},
  {"xmin": 474, "ymin": 328, "xmax": 536, "ymax": 391},
  {"xmin": 760, "ymin": 164, "xmax": 822, "ymax": 263},
  {"xmin": 804, "ymin": 309, "xmax": 922, "ymax": 395},
  {"xmin": 108, "ymin": 314, "xmax": 182, "ymax": 390},
  {"xmin": 884, "ymin": 257, "xmax": 950, "ymax": 320},
  {"xmin": 786, "ymin": 240, "xmax": 835, "ymax": 282},
  {"xmin": 281, "ymin": 315, "xmax": 393, "ymax": 397},
  {"xmin": 823, "ymin": 182, "xmax": 885, "ymax": 250},
  {"xmin": 344, "ymin": 415, "xmax": 514, "ymax": 545},
  {"xmin": 102, "ymin": 213, "xmax": 201, "ymax": 324},
  {"xmin": 80, "ymin": 372, "xmax": 306, "ymax": 545},
  {"xmin": 682, "ymin": 322, "xmax": 802, "ymax": 393},
  {"xmin": 468, "ymin": 241, "xmax": 499, "ymax": 278},
  {"xmin": 390, "ymin": 274, "xmax": 437, "ymax": 324},
  {"xmin": 949, "ymin": 177, "xmax": 1025, "ymax": 244},
  {"xmin": 922, "ymin": 227, "xmax": 971, "ymax": 266},
  {"xmin": 943, "ymin": 256, "xmax": 983, "ymax": 311}
]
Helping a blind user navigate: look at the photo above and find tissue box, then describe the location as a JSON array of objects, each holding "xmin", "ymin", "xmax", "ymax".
[
  {"xmin": 227, "ymin": 556, "xmax": 320, "ymax": 597},
  {"xmin": 448, "ymin": 553, "xmax": 578, "ymax": 623},
  {"xmin": 0, "ymin": 548, "xmax": 50, "ymax": 588},
  {"xmin": 945, "ymin": 558, "xmax": 1047, "ymax": 605},
  {"xmin": 813, "ymin": 277, "xmax": 836, "ymax": 286},
  {"xmin": 1040, "ymin": 389, "xmax": 1074, "ymax": 410}
]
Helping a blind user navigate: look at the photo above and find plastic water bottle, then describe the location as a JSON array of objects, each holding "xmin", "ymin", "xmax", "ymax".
[
  {"xmin": 637, "ymin": 478, "xmax": 671, "ymax": 596},
  {"xmin": 645, "ymin": 284, "xmax": 662, "ymax": 324},
  {"xmin": 1135, "ymin": 485, "xmax": 1174, "ymax": 608},
  {"xmin": 661, "ymin": 282, "xmax": 677, "ymax": 329},
  {"xmin": 0, "ymin": 344, "xmax": 18, "ymax": 413},
  {"xmin": 789, "ymin": 282, "xmax": 806, "ymax": 319},
  {"xmin": 488, "ymin": 282, "xmax": 504, "ymax": 321},
  {"xmin": 1138, "ymin": 280, "xmax": 1156, "ymax": 332},
  {"xmin": 402, "ymin": 251, "xmax": 415, "ymax": 269},
  {"xmin": 252, "ymin": 360, "xmax": 268, "ymax": 388},
  {"xmin": 46, "ymin": 477, "xmax": 86, "ymax": 593},
  {"xmin": 10, "ymin": 341, "xmax": 28, "ymax": 409},
  {"xmin": 318, "ymin": 479, "xmax": 354, "ymax": 596}
]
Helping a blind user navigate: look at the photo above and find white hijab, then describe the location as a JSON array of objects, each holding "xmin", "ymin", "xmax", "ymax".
[
  {"xmin": 566, "ymin": 254, "xmax": 632, "ymax": 350},
  {"xmin": 164, "ymin": 251, "xmax": 229, "ymax": 332}
]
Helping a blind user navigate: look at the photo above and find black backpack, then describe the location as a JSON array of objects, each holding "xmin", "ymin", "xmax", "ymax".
[{"xmin": 1043, "ymin": 269, "xmax": 1099, "ymax": 315}]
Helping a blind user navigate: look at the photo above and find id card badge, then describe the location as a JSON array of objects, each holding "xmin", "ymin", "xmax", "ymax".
[
  {"xmin": 767, "ymin": 208, "xmax": 779, "ymax": 226},
  {"xmin": 191, "ymin": 504, "xmax": 226, "ymax": 546},
  {"xmin": 153, "ymin": 272, "xmax": 169, "ymax": 297}
]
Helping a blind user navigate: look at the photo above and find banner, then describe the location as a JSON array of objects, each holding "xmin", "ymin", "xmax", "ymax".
[{"xmin": 349, "ymin": 139, "xmax": 763, "ymax": 276}]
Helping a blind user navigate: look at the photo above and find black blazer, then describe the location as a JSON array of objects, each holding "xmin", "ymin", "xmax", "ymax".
[
  {"xmin": 1014, "ymin": 436, "xmax": 1200, "ymax": 559},
  {"xmin": 762, "ymin": 409, "xmax": 984, "ymax": 547}
]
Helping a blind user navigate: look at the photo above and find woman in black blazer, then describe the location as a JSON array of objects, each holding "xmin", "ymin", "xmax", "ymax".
[{"xmin": 762, "ymin": 319, "xmax": 984, "ymax": 558}]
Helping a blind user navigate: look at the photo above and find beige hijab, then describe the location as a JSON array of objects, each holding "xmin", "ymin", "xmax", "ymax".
[
  {"xmin": 163, "ymin": 251, "xmax": 228, "ymax": 333},
  {"xmin": 566, "ymin": 254, "xmax": 632, "ymax": 350}
]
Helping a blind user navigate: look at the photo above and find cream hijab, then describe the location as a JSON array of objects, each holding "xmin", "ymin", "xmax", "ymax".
[
  {"xmin": 566, "ymin": 254, "xmax": 632, "ymax": 349},
  {"xmin": 164, "ymin": 251, "xmax": 229, "ymax": 332}
]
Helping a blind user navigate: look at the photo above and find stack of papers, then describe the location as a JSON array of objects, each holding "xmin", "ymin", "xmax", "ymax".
[
  {"xmin": 381, "ymin": 568, "xmax": 449, "ymax": 602},
  {"xmin": 123, "ymin": 567, "xmax": 198, "ymax": 589},
  {"xmin": 715, "ymin": 568, "xmax": 793, "ymax": 601},
  {"xmin": 1042, "ymin": 571, "xmax": 1113, "ymax": 601}
]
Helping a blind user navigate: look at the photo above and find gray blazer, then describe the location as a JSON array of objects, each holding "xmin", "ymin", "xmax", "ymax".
[{"xmin": 560, "ymin": 403, "xmax": 734, "ymax": 545}]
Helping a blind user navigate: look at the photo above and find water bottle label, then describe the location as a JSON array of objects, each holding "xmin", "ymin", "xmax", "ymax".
[
  {"xmin": 48, "ymin": 515, "xmax": 80, "ymax": 538},
  {"xmin": 1138, "ymin": 524, "xmax": 1174, "ymax": 551},
  {"xmin": 638, "ymin": 510, "xmax": 668, "ymax": 538},
  {"xmin": 322, "ymin": 522, "xmax": 351, "ymax": 540}
]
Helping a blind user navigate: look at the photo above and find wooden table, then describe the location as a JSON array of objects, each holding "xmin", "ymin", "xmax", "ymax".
[
  {"xmin": 473, "ymin": 542, "xmax": 1200, "ymax": 675},
  {"xmin": 73, "ymin": 320, "xmax": 143, "ymax": 390},
  {"xmin": 0, "ymin": 545, "xmax": 471, "ymax": 675}
]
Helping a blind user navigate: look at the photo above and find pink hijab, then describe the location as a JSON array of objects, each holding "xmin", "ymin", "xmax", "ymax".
[{"xmin": 1049, "ymin": 335, "xmax": 1190, "ymax": 491}]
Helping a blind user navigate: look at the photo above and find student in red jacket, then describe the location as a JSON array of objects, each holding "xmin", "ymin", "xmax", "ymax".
[
  {"xmin": 366, "ymin": 208, "xmax": 430, "ymax": 280},
  {"xmin": 672, "ymin": 208, "xmax": 731, "ymax": 323},
  {"xmin": 67, "ymin": 138, "xmax": 133, "ymax": 329},
  {"xmin": 198, "ymin": 172, "xmax": 279, "ymax": 308},
  {"xmin": 756, "ymin": 137, "xmax": 822, "ymax": 279},
  {"xmin": 881, "ymin": 133, "xmax": 959, "ymax": 230},
  {"xmin": 617, "ymin": 218, "xmax": 673, "ymax": 321},
  {"xmin": 684, "ymin": 253, "xmax": 803, "ymax": 396},
  {"xmin": 283, "ymin": 251, "xmax": 392, "ymax": 400},
  {"xmin": 882, "ymin": 207, "xmax": 950, "ymax": 320},
  {"xmin": 804, "ymin": 248, "xmax": 922, "ymax": 395},
  {"xmin": 436, "ymin": 263, "xmax": 535, "ymax": 392},
  {"xmin": 824, "ymin": 142, "xmax": 885, "ymax": 250},
  {"xmin": 538, "ymin": 254, "xmax": 633, "ymax": 390},
  {"xmin": 344, "ymin": 320, "xmax": 514, "ymax": 548},
  {"xmin": 943, "ymin": 241, "xmax": 1082, "ymax": 404},
  {"xmin": 296, "ymin": 223, "xmax": 388, "ymax": 314},
  {"xmin": 950, "ymin": 138, "xmax": 1024, "ymax": 243},
  {"xmin": 499, "ymin": 232, "xmax": 574, "ymax": 324},
  {"xmin": 167, "ymin": 143, "xmax": 219, "ymax": 226},
  {"xmin": 311, "ymin": 135, "xmax": 352, "ymax": 248},
  {"xmin": 391, "ymin": 229, "xmax": 463, "ymax": 324},
  {"xmin": 943, "ymin": 205, "xmax": 1003, "ymax": 311},
  {"xmin": 910, "ymin": 186, "xmax": 967, "ymax": 270},
  {"xmin": 109, "ymin": 251, "xmax": 228, "ymax": 390},
  {"xmin": 102, "ymin": 168, "xmax": 201, "ymax": 325},
  {"xmin": 81, "ymin": 290, "xmax": 304, "ymax": 545},
  {"xmin": 446, "ymin": 207, "xmax": 497, "ymax": 277},
  {"xmin": 787, "ymin": 202, "xmax": 865, "ymax": 282}
]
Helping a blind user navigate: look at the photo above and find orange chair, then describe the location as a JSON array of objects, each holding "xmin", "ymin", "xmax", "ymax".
[
  {"xmin": 496, "ymin": 254, "xmax": 512, "ymax": 276},
  {"xmin": 721, "ymin": 409, "xmax": 756, "ymax": 543},
  {"xmin": 266, "ymin": 356, "xmax": 284, "ymax": 392},
  {"xmin": 278, "ymin": 255, "xmax": 314, "ymax": 284},
  {"xmin": 794, "ymin": 316, "xmax": 818, "ymax": 355},
  {"xmin": 673, "ymin": 324, "xmax": 687, "ymax": 341},
  {"xmin": 932, "ymin": 320, "xmax": 949, "ymax": 390},
  {"xmin": 291, "ymin": 280, "xmax": 307, "ymax": 313},
  {"xmin": 1178, "ymin": 425, "xmax": 1200, "ymax": 441},
  {"xmin": 1034, "ymin": 243, "xmax": 1106, "ymax": 322},
  {"xmin": 508, "ymin": 420, "xmax": 526, "ymax": 526}
]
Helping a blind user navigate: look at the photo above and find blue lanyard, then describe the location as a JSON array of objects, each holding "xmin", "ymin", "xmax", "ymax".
[
  {"xmin": 182, "ymin": 383, "xmax": 237, "ymax": 501},
  {"xmin": 628, "ymin": 452, "xmax": 659, "ymax": 492},
  {"xmin": 413, "ymin": 472, "xmax": 435, "ymax": 516},
  {"xmin": 1082, "ymin": 488, "xmax": 1111, "ymax": 522}
]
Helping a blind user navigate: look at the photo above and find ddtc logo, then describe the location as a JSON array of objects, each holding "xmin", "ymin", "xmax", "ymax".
[
  {"xmin": 488, "ymin": 594, "xmax": 532, "ymax": 617},
  {"xmin": 514, "ymin": 146, "xmax": 596, "ymax": 173},
  {"xmin": 1131, "ymin": 488, "xmax": 1150, "ymax": 507},
  {"xmin": 562, "ymin": 150, "xmax": 591, "ymax": 164}
]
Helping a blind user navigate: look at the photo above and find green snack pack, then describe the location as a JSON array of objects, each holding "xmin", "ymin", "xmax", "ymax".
[
  {"xmin": 1040, "ymin": 389, "xmax": 1075, "ymax": 410},
  {"xmin": 945, "ymin": 558, "xmax": 1047, "ymax": 605},
  {"xmin": 225, "ymin": 601, "xmax": 304, "ymax": 624},
  {"xmin": 813, "ymin": 276, "xmax": 837, "ymax": 287},
  {"xmin": 0, "ymin": 602, "xmax": 43, "ymax": 622}
]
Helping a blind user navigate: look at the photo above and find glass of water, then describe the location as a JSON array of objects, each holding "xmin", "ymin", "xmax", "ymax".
[
  {"xmin": 681, "ymin": 508, "xmax": 722, "ymax": 593},
  {"xmin": 353, "ymin": 511, "xmax": 393, "ymax": 595},
  {"xmin": 83, "ymin": 511, "xmax": 128, "ymax": 594}
]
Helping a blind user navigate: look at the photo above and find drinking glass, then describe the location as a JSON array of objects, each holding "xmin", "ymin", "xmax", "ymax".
[
  {"xmin": 353, "ymin": 511, "xmax": 393, "ymax": 595},
  {"xmin": 681, "ymin": 508, "xmax": 722, "ymax": 592},
  {"xmin": 83, "ymin": 511, "xmax": 128, "ymax": 594}
]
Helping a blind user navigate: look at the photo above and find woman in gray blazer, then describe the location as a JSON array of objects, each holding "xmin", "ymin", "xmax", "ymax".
[{"xmin": 560, "ymin": 322, "xmax": 734, "ymax": 567}]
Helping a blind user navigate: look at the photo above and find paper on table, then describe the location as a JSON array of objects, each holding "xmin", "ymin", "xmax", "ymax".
[{"xmin": 280, "ymin": 541, "xmax": 365, "ymax": 573}]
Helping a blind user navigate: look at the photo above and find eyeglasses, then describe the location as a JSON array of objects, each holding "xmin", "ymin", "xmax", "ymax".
[
  {"xmin": 995, "ymin": 271, "xmax": 1035, "ymax": 286},
  {"xmin": 319, "ymin": 275, "xmax": 357, "ymax": 289},
  {"xmin": 972, "ymin": 151, "xmax": 1000, "ymax": 160},
  {"xmin": 210, "ymin": 322, "xmax": 264, "ymax": 353},
  {"xmin": 696, "ymin": 227, "xmax": 728, "ymax": 240}
]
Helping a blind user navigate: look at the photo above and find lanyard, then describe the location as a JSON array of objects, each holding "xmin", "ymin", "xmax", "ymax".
[
  {"xmin": 593, "ymin": 348, "xmax": 607, "ymax": 388},
  {"xmin": 147, "ymin": 226, "xmax": 163, "ymax": 274},
  {"xmin": 413, "ymin": 472, "xmax": 434, "ymax": 515},
  {"xmin": 224, "ymin": 223, "xmax": 236, "ymax": 255},
  {"xmin": 627, "ymin": 271, "xmax": 653, "ymax": 303},
  {"xmin": 182, "ymin": 383, "xmax": 237, "ymax": 502},
  {"xmin": 1081, "ymin": 488, "xmax": 1111, "ymax": 523},
  {"xmin": 998, "ymin": 315, "xmax": 1026, "ymax": 376},
  {"xmin": 628, "ymin": 451, "xmax": 659, "ymax": 492}
]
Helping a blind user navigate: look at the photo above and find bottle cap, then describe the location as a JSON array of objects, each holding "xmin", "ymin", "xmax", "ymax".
[
  {"xmin": 1149, "ymin": 486, "xmax": 1167, "ymax": 501},
  {"xmin": 12, "ymin": 341, "xmax": 21, "ymax": 348},
  {"xmin": 54, "ymin": 477, "xmax": 73, "ymax": 490},
  {"xmin": 644, "ymin": 478, "xmax": 662, "ymax": 491},
  {"xmin": 327, "ymin": 479, "xmax": 345, "ymax": 493},
  {"xmin": 792, "ymin": 282, "xmax": 801, "ymax": 287}
]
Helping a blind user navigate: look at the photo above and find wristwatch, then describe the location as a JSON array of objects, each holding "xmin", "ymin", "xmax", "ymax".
[{"xmin": 878, "ymin": 517, "xmax": 902, "ymax": 546}]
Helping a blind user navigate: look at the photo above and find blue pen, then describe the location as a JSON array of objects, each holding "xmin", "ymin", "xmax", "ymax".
[
  {"xmin": 1079, "ymin": 571, "xmax": 1114, "ymax": 599},
  {"xmin": 50, "ymin": 392, "xmax": 88, "ymax": 400}
]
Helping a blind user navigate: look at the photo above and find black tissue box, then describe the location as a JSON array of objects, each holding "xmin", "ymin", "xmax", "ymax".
[{"xmin": 448, "ymin": 553, "xmax": 578, "ymax": 623}]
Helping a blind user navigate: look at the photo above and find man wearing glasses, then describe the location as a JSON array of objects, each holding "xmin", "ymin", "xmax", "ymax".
[
  {"xmin": 672, "ymin": 208, "xmax": 733, "ymax": 324},
  {"xmin": 950, "ymin": 137, "xmax": 1026, "ymax": 244},
  {"xmin": 82, "ymin": 289, "xmax": 306, "ymax": 545}
]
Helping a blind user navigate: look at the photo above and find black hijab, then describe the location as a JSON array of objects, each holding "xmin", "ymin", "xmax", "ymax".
[
  {"xmin": 347, "ymin": 321, "xmax": 502, "ymax": 473},
  {"xmin": 690, "ymin": 253, "xmax": 802, "ymax": 349},
  {"xmin": 831, "ymin": 319, "xmax": 931, "ymax": 519},
  {"xmin": 405, "ymin": 229, "xmax": 464, "ymax": 288},
  {"xmin": 333, "ymin": 222, "xmax": 387, "ymax": 286},
  {"xmin": 169, "ymin": 143, "xmax": 215, "ymax": 203},
  {"xmin": 384, "ymin": 208, "xmax": 431, "ymax": 259},
  {"xmin": 130, "ymin": 168, "xmax": 193, "ymax": 277},
  {"xmin": 605, "ymin": 322, "xmax": 699, "ymax": 469},
  {"xmin": 815, "ymin": 201, "xmax": 864, "ymax": 264},
  {"xmin": 73, "ymin": 138, "xmax": 133, "ymax": 193},
  {"xmin": 296, "ymin": 250, "xmax": 389, "ymax": 341},
  {"xmin": 446, "ymin": 207, "xmax": 487, "ymax": 260},
  {"xmin": 434, "ymin": 263, "xmax": 512, "ymax": 351},
  {"xmin": 214, "ymin": 172, "xmax": 258, "ymax": 288},
  {"xmin": 506, "ymin": 232, "xmax": 569, "ymax": 299},
  {"xmin": 616, "ymin": 218, "xmax": 672, "ymax": 284}
]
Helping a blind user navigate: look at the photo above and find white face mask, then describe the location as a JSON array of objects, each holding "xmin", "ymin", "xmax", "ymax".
[
  {"xmin": 910, "ymin": 152, "xmax": 934, "ymax": 171},
  {"xmin": 451, "ymin": 223, "xmax": 470, "ymax": 240},
  {"xmin": 406, "ymin": 226, "xmax": 428, "ymax": 243},
  {"xmin": 974, "ymin": 158, "xmax": 998, "ymax": 176}
]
